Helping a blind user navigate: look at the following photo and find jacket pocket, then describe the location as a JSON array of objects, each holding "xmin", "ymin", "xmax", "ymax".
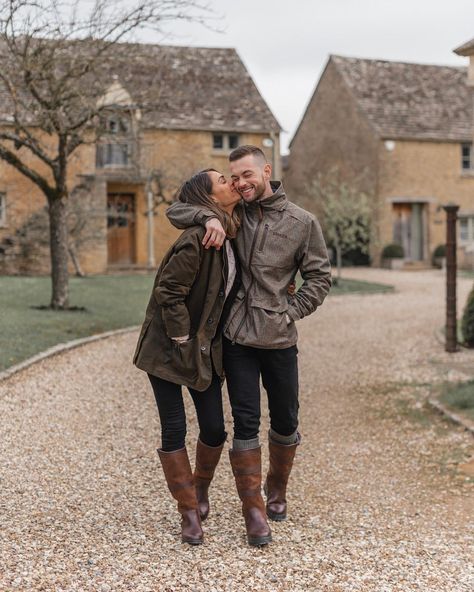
[
  {"xmin": 247, "ymin": 302, "xmax": 297, "ymax": 347},
  {"xmin": 250, "ymin": 298, "xmax": 288, "ymax": 313}
]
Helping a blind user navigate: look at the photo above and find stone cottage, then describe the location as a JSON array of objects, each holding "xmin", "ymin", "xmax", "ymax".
[
  {"xmin": 0, "ymin": 42, "xmax": 281, "ymax": 274},
  {"xmin": 284, "ymin": 50, "xmax": 474, "ymax": 268}
]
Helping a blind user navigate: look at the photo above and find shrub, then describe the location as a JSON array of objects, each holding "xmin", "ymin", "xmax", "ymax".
[
  {"xmin": 432, "ymin": 244, "xmax": 446, "ymax": 268},
  {"xmin": 461, "ymin": 285, "xmax": 474, "ymax": 347},
  {"xmin": 381, "ymin": 243, "xmax": 404, "ymax": 259}
]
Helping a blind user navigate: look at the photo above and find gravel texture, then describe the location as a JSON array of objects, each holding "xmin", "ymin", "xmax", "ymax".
[{"xmin": 0, "ymin": 268, "xmax": 473, "ymax": 592}]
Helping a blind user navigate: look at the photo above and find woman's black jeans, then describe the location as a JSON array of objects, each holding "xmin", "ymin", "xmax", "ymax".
[{"xmin": 148, "ymin": 373, "xmax": 226, "ymax": 452}]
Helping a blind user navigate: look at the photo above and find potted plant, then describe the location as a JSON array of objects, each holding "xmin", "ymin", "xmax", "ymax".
[
  {"xmin": 381, "ymin": 243, "xmax": 405, "ymax": 269},
  {"xmin": 432, "ymin": 244, "xmax": 446, "ymax": 269}
]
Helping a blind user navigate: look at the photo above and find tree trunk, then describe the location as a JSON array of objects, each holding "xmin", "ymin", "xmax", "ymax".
[{"xmin": 48, "ymin": 195, "xmax": 70, "ymax": 309}]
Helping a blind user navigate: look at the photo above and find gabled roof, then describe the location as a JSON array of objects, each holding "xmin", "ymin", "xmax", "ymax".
[
  {"xmin": 454, "ymin": 38, "xmax": 474, "ymax": 56},
  {"xmin": 331, "ymin": 55, "xmax": 471, "ymax": 141},
  {"xmin": 0, "ymin": 41, "xmax": 281, "ymax": 133}
]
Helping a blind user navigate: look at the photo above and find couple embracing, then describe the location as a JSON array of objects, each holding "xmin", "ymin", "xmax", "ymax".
[{"xmin": 133, "ymin": 145, "xmax": 331, "ymax": 546}]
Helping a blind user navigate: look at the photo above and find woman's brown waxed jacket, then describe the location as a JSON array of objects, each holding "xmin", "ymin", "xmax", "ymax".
[{"xmin": 133, "ymin": 226, "xmax": 234, "ymax": 391}]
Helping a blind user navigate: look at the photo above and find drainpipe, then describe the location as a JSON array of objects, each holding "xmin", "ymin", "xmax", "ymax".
[
  {"xmin": 443, "ymin": 203, "xmax": 459, "ymax": 352},
  {"xmin": 147, "ymin": 188, "xmax": 155, "ymax": 269}
]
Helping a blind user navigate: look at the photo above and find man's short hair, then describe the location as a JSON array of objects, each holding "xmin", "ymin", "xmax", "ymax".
[{"xmin": 229, "ymin": 145, "xmax": 267, "ymax": 163}]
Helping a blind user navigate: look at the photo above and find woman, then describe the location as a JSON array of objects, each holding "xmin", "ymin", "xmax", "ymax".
[{"xmin": 133, "ymin": 169, "xmax": 240, "ymax": 545}]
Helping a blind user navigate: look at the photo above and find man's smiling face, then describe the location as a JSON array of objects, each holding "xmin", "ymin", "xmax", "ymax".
[{"xmin": 230, "ymin": 154, "xmax": 272, "ymax": 203}]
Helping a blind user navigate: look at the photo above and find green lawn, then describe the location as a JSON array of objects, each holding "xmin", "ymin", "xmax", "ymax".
[
  {"xmin": 0, "ymin": 275, "xmax": 154, "ymax": 372},
  {"xmin": 0, "ymin": 274, "xmax": 393, "ymax": 373},
  {"xmin": 329, "ymin": 277, "xmax": 394, "ymax": 295},
  {"xmin": 439, "ymin": 380, "xmax": 474, "ymax": 421}
]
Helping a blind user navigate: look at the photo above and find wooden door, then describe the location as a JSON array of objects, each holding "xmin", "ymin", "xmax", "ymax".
[
  {"xmin": 107, "ymin": 193, "xmax": 135, "ymax": 264},
  {"xmin": 392, "ymin": 203, "xmax": 424, "ymax": 261}
]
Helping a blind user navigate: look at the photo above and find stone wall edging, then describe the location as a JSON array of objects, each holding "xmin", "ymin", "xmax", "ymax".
[{"xmin": 0, "ymin": 326, "xmax": 139, "ymax": 384}]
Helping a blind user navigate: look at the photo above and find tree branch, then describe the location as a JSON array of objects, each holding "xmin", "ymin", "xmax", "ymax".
[{"xmin": 0, "ymin": 143, "xmax": 55, "ymax": 199}]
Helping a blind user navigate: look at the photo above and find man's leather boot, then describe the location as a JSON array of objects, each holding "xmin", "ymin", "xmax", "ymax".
[
  {"xmin": 157, "ymin": 447, "xmax": 203, "ymax": 545},
  {"xmin": 229, "ymin": 447, "xmax": 272, "ymax": 546},
  {"xmin": 264, "ymin": 433, "xmax": 301, "ymax": 521},
  {"xmin": 194, "ymin": 438, "xmax": 225, "ymax": 521}
]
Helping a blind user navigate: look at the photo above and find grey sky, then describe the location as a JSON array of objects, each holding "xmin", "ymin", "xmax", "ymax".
[{"xmin": 139, "ymin": 0, "xmax": 474, "ymax": 153}]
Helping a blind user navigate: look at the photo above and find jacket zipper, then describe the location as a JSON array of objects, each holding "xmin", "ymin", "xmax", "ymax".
[
  {"xmin": 258, "ymin": 223, "xmax": 269, "ymax": 251},
  {"xmin": 230, "ymin": 205, "xmax": 264, "ymax": 344}
]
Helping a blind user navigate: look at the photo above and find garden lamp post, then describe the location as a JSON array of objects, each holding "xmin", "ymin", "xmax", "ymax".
[{"xmin": 443, "ymin": 203, "xmax": 459, "ymax": 352}]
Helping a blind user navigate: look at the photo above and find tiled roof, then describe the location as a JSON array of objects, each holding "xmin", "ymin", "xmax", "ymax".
[
  {"xmin": 0, "ymin": 41, "xmax": 280, "ymax": 133},
  {"xmin": 332, "ymin": 55, "xmax": 472, "ymax": 141}
]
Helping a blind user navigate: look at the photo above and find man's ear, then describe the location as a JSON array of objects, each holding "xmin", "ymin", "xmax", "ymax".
[{"xmin": 263, "ymin": 163, "xmax": 272, "ymax": 180}]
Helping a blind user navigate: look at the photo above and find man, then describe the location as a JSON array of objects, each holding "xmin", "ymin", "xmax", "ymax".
[{"xmin": 167, "ymin": 145, "xmax": 331, "ymax": 546}]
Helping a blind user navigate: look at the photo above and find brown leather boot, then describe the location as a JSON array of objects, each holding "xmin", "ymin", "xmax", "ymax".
[
  {"xmin": 194, "ymin": 439, "xmax": 225, "ymax": 521},
  {"xmin": 229, "ymin": 447, "xmax": 272, "ymax": 547},
  {"xmin": 264, "ymin": 434, "xmax": 300, "ymax": 521},
  {"xmin": 157, "ymin": 447, "xmax": 203, "ymax": 545}
]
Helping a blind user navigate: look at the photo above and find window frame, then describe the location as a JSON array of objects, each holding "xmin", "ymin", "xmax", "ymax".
[
  {"xmin": 461, "ymin": 143, "xmax": 472, "ymax": 171},
  {"xmin": 96, "ymin": 141, "xmax": 132, "ymax": 168},
  {"xmin": 212, "ymin": 132, "xmax": 240, "ymax": 151},
  {"xmin": 459, "ymin": 215, "xmax": 474, "ymax": 244}
]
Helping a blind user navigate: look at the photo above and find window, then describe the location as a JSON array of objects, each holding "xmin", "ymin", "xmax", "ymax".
[
  {"xmin": 0, "ymin": 193, "xmax": 6, "ymax": 226},
  {"xmin": 461, "ymin": 143, "xmax": 472, "ymax": 170},
  {"xmin": 213, "ymin": 133, "xmax": 224, "ymax": 150},
  {"xmin": 459, "ymin": 216, "xmax": 474, "ymax": 243},
  {"xmin": 228, "ymin": 133, "xmax": 239, "ymax": 149},
  {"xmin": 212, "ymin": 132, "xmax": 240, "ymax": 151},
  {"xmin": 96, "ymin": 142, "xmax": 131, "ymax": 167}
]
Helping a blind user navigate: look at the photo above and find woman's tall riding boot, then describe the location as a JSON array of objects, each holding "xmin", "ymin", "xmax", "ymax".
[
  {"xmin": 194, "ymin": 438, "xmax": 225, "ymax": 521},
  {"xmin": 157, "ymin": 447, "xmax": 203, "ymax": 545},
  {"xmin": 229, "ymin": 447, "xmax": 272, "ymax": 546},
  {"xmin": 264, "ymin": 434, "xmax": 301, "ymax": 521}
]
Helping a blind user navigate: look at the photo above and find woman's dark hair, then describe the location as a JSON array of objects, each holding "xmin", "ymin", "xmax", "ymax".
[{"xmin": 176, "ymin": 169, "xmax": 240, "ymax": 238}]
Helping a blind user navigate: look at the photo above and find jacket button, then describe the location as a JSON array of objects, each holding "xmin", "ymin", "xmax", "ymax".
[
  {"xmin": 200, "ymin": 346, "xmax": 206, "ymax": 352},
  {"xmin": 207, "ymin": 318, "xmax": 213, "ymax": 324},
  {"xmin": 218, "ymin": 291, "xmax": 224, "ymax": 297}
]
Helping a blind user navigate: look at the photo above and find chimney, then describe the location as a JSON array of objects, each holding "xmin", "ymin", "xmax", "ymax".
[{"xmin": 454, "ymin": 38, "xmax": 474, "ymax": 86}]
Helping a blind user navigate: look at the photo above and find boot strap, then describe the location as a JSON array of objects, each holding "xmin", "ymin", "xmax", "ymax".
[{"xmin": 169, "ymin": 479, "xmax": 194, "ymax": 493}]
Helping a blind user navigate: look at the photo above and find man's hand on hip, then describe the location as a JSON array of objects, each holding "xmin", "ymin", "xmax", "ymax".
[{"xmin": 203, "ymin": 218, "xmax": 225, "ymax": 250}]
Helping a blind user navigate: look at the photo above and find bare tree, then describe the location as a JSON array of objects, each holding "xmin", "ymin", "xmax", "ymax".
[
  {"xmin": 306, "ymin": 167, "xmax": 373, "ymax": 283},
  {"xmin": 0, "ymin": 0, "xmax": 212, "ymax": 308}
]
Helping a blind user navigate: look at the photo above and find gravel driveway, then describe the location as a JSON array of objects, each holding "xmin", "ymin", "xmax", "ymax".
[{"xmin": 1, "ymin": 268, "xmax": 473, "ymax": 592}]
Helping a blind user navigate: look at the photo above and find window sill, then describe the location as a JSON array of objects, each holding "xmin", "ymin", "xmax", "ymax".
[
  {"xmin": 96, "ymin": 164, "xmax": 134, "ymax": 170},
  {"xmin": 210, "ymin": 150, "xmax": 231, "ymax": 157},
  {"xmin": 460, "ymin": 170, "xmax": 474, "ymax": 178}
]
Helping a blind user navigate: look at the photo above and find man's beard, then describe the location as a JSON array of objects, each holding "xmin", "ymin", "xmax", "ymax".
[{"xmin": 240, "ymin": 175, "xmax": 267, "ymax": 203}]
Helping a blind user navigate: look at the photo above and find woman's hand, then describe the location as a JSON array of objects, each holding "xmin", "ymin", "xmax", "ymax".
[
  {"xmin": 172, "ymin": 335, "xmax": 190, "ymax": 343},
  {"xmin": 203, "ymin": 218, "xmax": 226, "ymax": 250}
]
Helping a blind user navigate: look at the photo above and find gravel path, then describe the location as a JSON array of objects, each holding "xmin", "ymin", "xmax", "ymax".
[{"xmin": 1, "ymin": 268, "xmax": 473, "ymax": 592}]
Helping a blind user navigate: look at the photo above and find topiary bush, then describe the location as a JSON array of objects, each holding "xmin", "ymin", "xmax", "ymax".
[
  {"xmin": 432, "ymin": 244, "xmax": 446, "ymax": 268},
  {"xmin": 381, "ymin": 243, "xmax": 404, "ymax": 259},
  {"xmin": 461, "ymin": 285, "xmax": 474, "ymax": 347}
]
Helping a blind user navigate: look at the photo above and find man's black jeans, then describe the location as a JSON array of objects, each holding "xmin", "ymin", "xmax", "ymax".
[
  {"xmin": 148, "ymin": 373, "xmax": 226, "ymax": 452},
  {"xmin": 223, "ymin": 337, "xmax": 299, "ymax": 440}
]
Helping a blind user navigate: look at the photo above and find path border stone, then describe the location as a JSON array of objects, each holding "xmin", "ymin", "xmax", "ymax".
[
  {"xmin": 0, "ymin": 326, "xmax": 139, "ymax": 384},
  {"xmin": 428, "ymin": 397, "xmax": 474, "ymax": 436}
]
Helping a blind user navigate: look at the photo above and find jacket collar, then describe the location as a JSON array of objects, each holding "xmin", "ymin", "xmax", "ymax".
[{"xmin": 246, "ymin": 181, "xmax": 287, "ymax": 212}]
